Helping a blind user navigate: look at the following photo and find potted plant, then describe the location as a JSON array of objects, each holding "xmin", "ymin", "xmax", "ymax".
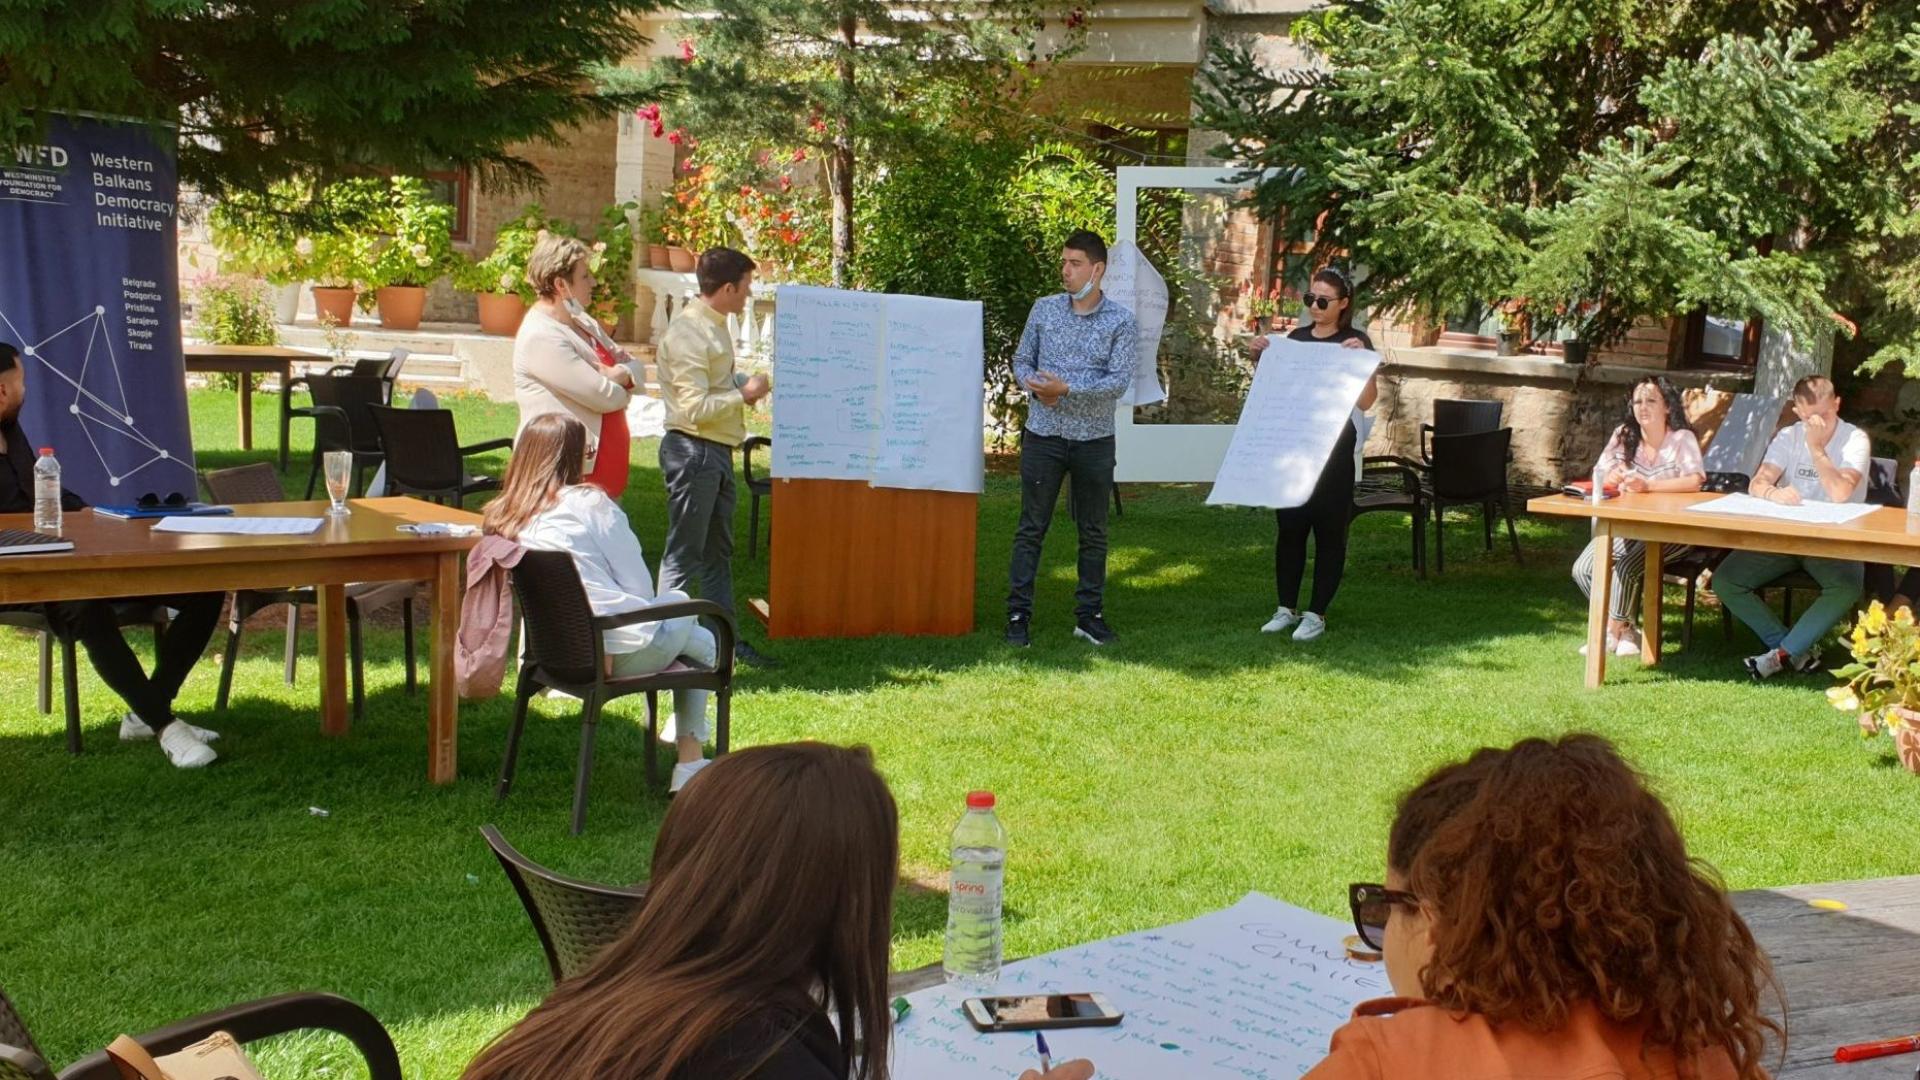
[
  {"xmin": 1829, "ymin": 601, "xmax": 1920, "ymax": 774},
  {"xmin": 455, "ymin": 204, "xmax": 547, "ymax": 336},
  {"xmin": 1494, "ymin": 299, "xmax": 1531, "ymax": 356},
  {"xmin": 588, "ymin": 200, "xmax": 639, "ymax": 336},
  {"xmin": 367, "ymin": 177, "xmax": 455, "ymax": 331},
  {"xmin": 1244, "ymin": 280, "xmax": 1286, "ymax": 333},
  {"xmin": 303, "ymin": 178, "xmax": 385, "ymax": 327},
  {"xmin": 638, "ymin": 204, "xmax": 671, "ymax": 269}
]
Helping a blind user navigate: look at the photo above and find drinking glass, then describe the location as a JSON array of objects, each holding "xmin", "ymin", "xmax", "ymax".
[{"xmin": 323, "ymin": 451, "xmax": 352, "ymax": 516}]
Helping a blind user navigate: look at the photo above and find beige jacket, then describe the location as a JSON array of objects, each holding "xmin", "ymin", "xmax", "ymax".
[
  {"xmin": 512, "ymin": 307, "xmax": 631, "ymax": 466},
  {"xmin": 657, "ymin": 298, "xmax": 747, "ymax": 447}
]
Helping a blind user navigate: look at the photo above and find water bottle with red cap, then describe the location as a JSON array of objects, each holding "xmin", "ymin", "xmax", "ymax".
[{"xmin": 942, "ymin": 789, "xmax": 1008, "ymax": 989}]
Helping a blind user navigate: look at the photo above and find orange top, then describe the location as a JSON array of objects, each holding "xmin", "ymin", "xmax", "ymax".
[{"xmin": 1304, "ymin": 997, "xmax": 1751, "ymax": 1080}]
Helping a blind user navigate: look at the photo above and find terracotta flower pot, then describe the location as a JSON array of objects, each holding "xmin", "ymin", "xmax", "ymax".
[
  {"xmin": 668, "ymin": 246, "xmax": 696, "ymax": 273},
  {"xmin": 311, "ymin": 286, "xmax": 358, "ymax": 328},
  {"xmin": 376, "ymin": 285, "xmax": 428, "ymax": 331},
  {"xmin": 1890, "ymin": 707, "xmax": 1920, "ymax": 775},
  {"xmin": 475, "ymin": 291, "xmax": 528, "ymax": 337},
  {"xmin": 648, "ymin": 244, "xmax": 671, "ymax": 270}
]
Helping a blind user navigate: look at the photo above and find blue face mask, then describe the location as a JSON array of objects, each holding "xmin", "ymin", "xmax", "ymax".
[{"xmin": 1069, "ymin": 274, "xmax": 1099, "ymax": 302}]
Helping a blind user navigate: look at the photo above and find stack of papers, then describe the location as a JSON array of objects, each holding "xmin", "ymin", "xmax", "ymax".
[
  {"xmin": 152, "ymin": 517, "xmax": 325, "ymax": 535},
  {"xmin": 1686, "ymin": 493, "xmax": 1879, "ymax": 526}
]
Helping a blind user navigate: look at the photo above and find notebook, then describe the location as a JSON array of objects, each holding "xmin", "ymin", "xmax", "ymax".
[
  {"xmin": 93, "ymin": 503, "xmax": 234, "ymax": 520},
  {"xmin": 0, "ymin": 528, "xmax": 75, "ymax": 555}
]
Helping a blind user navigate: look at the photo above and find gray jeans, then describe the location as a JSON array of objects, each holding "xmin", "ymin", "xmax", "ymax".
[{"xmin": 658, "ymin": 431, "xmax": 736, "ymax": 623}]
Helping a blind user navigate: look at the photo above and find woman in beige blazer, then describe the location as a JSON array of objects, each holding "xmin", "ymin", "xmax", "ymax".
[{"xmin": 512, "ymin": 233, "xmax": 634, "ymax": 477}]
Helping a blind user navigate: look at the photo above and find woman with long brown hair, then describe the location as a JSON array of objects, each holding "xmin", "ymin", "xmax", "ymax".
[
  {"xmin": 483, "ymin": 412, "xmax": 718, "ymax": 793},
  {"xmin": 1319, "ymin": 734, "xmax": 1781, "ymax": 1079},
  {"xmin": 462, "ymin": 742, "xmax": 1094, "ymax": 1080}
]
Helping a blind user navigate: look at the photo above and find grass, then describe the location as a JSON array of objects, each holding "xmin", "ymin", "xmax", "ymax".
[{"xmin": 3, "ymin": 389, "xmax": 1916, "ymax": 1078}]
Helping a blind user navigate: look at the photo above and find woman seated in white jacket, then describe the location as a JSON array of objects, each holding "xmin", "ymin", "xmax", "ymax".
[{"xmin": 482, "ymin": 412, "xmax": 719, "ymax": 793}]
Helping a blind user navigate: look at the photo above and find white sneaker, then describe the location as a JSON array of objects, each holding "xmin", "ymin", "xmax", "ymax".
[
  {"xmin": 160, "ymin": 722, "xmax": 217, "ymax": 768},
  {"xmin": 121, "ymin": 713, "xmax": 219, "ymax": 743},
  {"xmin": 1260, "ymin": 606, "xmax": 1300, "ymax": 634},
  {"xmin": 1745, "ymin": 648, "xmax": 1787, "ymax": 680},
  {"xmin": 1614, "ymin": 632, "xmax": 1641, "ymax": 657},
  {"xmin": 1292, "ymin": 612, "xmax": 1327, "ymax": 642},
  {"xmin": 669, "ymin": 758, "xmax": 709, "ymax": 795}
]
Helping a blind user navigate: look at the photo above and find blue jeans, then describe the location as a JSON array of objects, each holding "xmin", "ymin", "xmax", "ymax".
[{"xmin": 1714, "ymin": 551, "xmax": 1863, "ymax": 658}]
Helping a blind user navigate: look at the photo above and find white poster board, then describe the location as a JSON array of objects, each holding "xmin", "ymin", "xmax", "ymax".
[
  {"xmin": 892, "ymin": 892, "xmax": 1387, "ymax": 1080},
  {"xmin": 1102, "ymin": 240, "xmax": 1168, "ymax": 407},
  {"xmin": 1207, "ymin": 339, "xmax": 1380, "ymax": 509},
  {"xmin": 772, "ymin": 285, "xmax": 984, "ymax": 494}
]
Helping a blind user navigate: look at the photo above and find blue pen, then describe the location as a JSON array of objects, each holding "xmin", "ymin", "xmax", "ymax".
[{"xmin": 1036, "ymin": 1031, "xmax": 1052, "ymax": 1073}]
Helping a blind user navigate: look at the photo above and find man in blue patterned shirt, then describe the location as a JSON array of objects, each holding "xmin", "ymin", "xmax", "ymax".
[{"xmin": 1005, "ymin": 230, "xmax": 1139, "ymax": 647}]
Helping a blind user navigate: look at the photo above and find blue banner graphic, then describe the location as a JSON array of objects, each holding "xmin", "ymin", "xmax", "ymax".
[{"xmin": 0, "ymin": 114, "xmax": 196, "ymax": 502}]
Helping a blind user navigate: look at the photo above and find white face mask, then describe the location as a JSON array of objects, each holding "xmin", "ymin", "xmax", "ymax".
[
  {"xmin": 563, "ymin": 298, "xmax": 588, "ymax": 318},
  {"xmin": 1069, "ymin": 272, "xmax": 1100, "ymax": 302}
]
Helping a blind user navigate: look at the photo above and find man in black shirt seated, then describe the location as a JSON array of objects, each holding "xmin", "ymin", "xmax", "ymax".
[{"xmin": 0, "ymin": 342, "xmax": 225, "ymax": 767}]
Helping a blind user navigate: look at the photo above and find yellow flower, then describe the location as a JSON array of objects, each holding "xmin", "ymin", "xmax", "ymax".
[
  {"xmin": 1851, "ymin": 623, "xmax": 1869, "ymax": 650},
  {"xmin": 1827, "ymin": 686, "xmax": 1861, "ymax": 711},
  {"xmin": 1898, "ymin": 605, "xmax": 1917, "ymax": 627},
  {"xmin": 1864, "ymin": 601, "xmax": 1888, "ymax": 634}
]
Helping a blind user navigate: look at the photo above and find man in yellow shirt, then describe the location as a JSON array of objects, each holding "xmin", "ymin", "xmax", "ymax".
[{"xmin": 656, "ymin": 247, "xmax": 774, "ymax": 666}]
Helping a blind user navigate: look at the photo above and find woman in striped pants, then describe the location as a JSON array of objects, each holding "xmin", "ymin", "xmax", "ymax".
[{"xmin": 1571, "ymin": 377, "xmax": 1706, "ymax": 656}]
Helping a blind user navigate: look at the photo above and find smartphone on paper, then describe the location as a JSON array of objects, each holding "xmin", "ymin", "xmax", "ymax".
[{"xmin": 962, "ymin": 992, "xmax": 1124, "ymax": 1032}]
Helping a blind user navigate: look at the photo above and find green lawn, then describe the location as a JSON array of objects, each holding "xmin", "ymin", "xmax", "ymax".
[{"xmin": 3, "ymin": 390, "xmax": 1914, "ymax": 1078}]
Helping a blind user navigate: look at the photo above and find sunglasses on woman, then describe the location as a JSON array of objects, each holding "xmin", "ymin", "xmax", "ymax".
[
  {"xmin": 1304, "ymin": 295, "xmax": 1339, "ymax": 309},
  {"xmin": 1349, "ymin": 882, "xmax": 1420, "ymax": 951}
]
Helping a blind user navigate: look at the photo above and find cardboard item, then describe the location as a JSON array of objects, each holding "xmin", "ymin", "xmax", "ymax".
[{"xmin": 106, "ymin": 1031, "xmax": 265, "ymax": 1080}]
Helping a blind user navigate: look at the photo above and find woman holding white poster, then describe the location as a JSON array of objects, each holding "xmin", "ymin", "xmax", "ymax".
[{"xmin": 1246, "ymin": 267, "xmax": 1376, "ymax": 641}]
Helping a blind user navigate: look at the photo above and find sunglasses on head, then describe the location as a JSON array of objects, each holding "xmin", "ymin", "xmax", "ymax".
[
  {"xmin": 1304, "ymin": 295, "xmax": 1340, "ymax": 310},
  {"xmin": 135, "ymin": 492, "xmax": 188, "ymax": 509},
  {"xmin": 1349, "ymin": 882, "xmax": 1419, "ymax": 951}
]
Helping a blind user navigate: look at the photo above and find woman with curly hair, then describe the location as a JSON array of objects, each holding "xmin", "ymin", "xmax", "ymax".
[{"xmin": 1317, "ymin": 734, "xmax": 1781, "ymax": 1079}]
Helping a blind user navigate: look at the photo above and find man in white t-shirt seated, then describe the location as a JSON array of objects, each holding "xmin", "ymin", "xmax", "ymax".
[{"xmin": 1715, "ymin": 375, "xmax": 1872, "ymax": 679}]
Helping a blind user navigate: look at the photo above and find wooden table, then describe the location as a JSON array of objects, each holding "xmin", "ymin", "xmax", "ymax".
[
  {"xmin": 1528, "ymin": 491, "xmax": 1920, "ymax": 687},
  {"xmin": 181, "ymin": 344, "xmax": 317, "ymax": 468},
  {"xmin": 0, "ymin": 498, "xmax": 480, "ymax": 783},
  {"xmin": 888, "ymin": 876, "xmax": 1920, "ymax": 1077},
  {"xmin": 1734, "ymin": 875, "xmax": 1920, "ymax": 1078}
]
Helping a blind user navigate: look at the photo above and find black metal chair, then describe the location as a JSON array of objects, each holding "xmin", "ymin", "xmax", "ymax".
[
  {"xmin": 480, "ymin": 824, "xmax": 648, "ymax": 984},
  {"xmin": 204, "ymin": 464, "xmax": 416, "ymax": 722},
  {"xmin": 1352, "ymin": 455, "xmax": 1428, "ymax": 578},
  {"xmin": 366, "ymin": 405, "xmax": 511, "ymax": 507},
  {"xmin": 1429, "ymin": 427, "xmax": 1521, "ymax": 573},
  {"xmin": 292, "ymin": 374, "xmax": 387, "ymax": 499},
  {"xmin": 1, "ymin": 983, "xmax": 400, "ymax": 1080},
  {"xmin": 1420, "ymin": 398, "xmax": 1503, "ymax": 464},
  {"xmin": 0, "ymin": 604, "xmax": 171, "ymax": 754},
  {"xmin": 741, "ymin": 435, "xmax": 774, "ymax": 558},
  {"xmin": 500, "ymin": 550, "xmax": 737, "ymax": 834}
]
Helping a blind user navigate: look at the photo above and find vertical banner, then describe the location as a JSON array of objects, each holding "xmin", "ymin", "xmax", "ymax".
[{"xmin": 0, "ymin": 114, "xmax": 196, "ymax": 503}]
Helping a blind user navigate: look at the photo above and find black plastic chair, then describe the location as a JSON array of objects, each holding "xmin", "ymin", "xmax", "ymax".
[
  {"xmin": 500, "ymin": 550, "xmax": 737, "ymax": 834},
  {"xmin": 204, "ymin": 464, "xmax": 416, "ymax": 723},
  {"xmin": 0, "ymin": 603, "xmax": 171, "ymax": 754},
  {"xmin": 289, "ymin": 348, "xmax": 409, "ymax": 404},
  {"xmin": 1, "ymin": 983, "xmax": 400, "ymax": 1080},
  {"xmin": 367, "ymin": 405, "xmax": 511, "ymax": 507},
  {"xmin": 1352, "ymin": 455, "xmax": 1428, "ymax": 578},
  {"xmin": 1429, "ymin": 427, "xmax": 1521, "ymax": 573},
  {"xmin": 1420, "ymin": 398, "xmax": 1503, "ymax": 464},
  {"xmin": 480, "ymin": 825, "xmax": 648, "ymax": 984},
  {"xmin": 292, "ymin": 374, "xmax": 387, "ymax": 499},
  {"xmin": 741, "ymin": 435, "xmax": 774, "ymax": 558}
]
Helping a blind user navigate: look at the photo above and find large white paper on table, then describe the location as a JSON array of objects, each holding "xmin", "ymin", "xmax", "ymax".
[
  {"xmin": 1686, "ymin": 493, "xmax": 1879, "ymax": 526},
  {"xmin": 152, "ymin": 516, "xmax": 324, "ymax": 535},
  {"xmin": 1701, "ymin": 393, "xmax": 1784, "ymax": 477},
  {"xmin": 1206, "ymin": 339, "xmax": 1380, "ymax": 510},
  {"xmin": 1102, "ymin": 241, "xmax": 1168, "ymax": 407},
  {"xmin": 772, "ymin": 285, "xmax": 984, "ymax": 494},
  {"xmin": 893, "ymin": 893, "xmax": 1387, "ymax": 1080}
]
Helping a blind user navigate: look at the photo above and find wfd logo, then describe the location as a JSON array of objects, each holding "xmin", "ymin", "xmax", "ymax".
[{"xmin": 12, "ymin": 144, "xmax": 69, "ymax": 169}]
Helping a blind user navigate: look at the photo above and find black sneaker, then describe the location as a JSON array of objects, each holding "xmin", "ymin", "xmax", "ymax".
[
  {"xmin": 1004, "ymin": 614, "xmax": 1031, "ymax": 648},
  {"xmin": 734, "ymin": 640, "xmax": 780, "ymax": 669},
  {"xmin": 1073, "ymin": 613, "xmax": 1117, "ymax": 646}
]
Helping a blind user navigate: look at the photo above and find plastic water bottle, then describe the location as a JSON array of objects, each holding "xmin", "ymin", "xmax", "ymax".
[
  {"xmin": 1907, "ymin": 459, "xmax": 1920, "ymax": 519},
  {"xmin": 1591, "ymin": 462, "xmax": 1605, "ymax": 506},
  {"xmin": 32, "ymin": 448, "xmax": 60, "ymax": 535},
  {"xmin": 943, "ymin": 790, "xmax": 1008, "ymax": 990}
]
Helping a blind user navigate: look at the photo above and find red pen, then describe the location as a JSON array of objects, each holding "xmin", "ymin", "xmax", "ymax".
[{"xmin": 1833, "ymin": 1033, "xmax": 1920, "ymax": 1063}]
